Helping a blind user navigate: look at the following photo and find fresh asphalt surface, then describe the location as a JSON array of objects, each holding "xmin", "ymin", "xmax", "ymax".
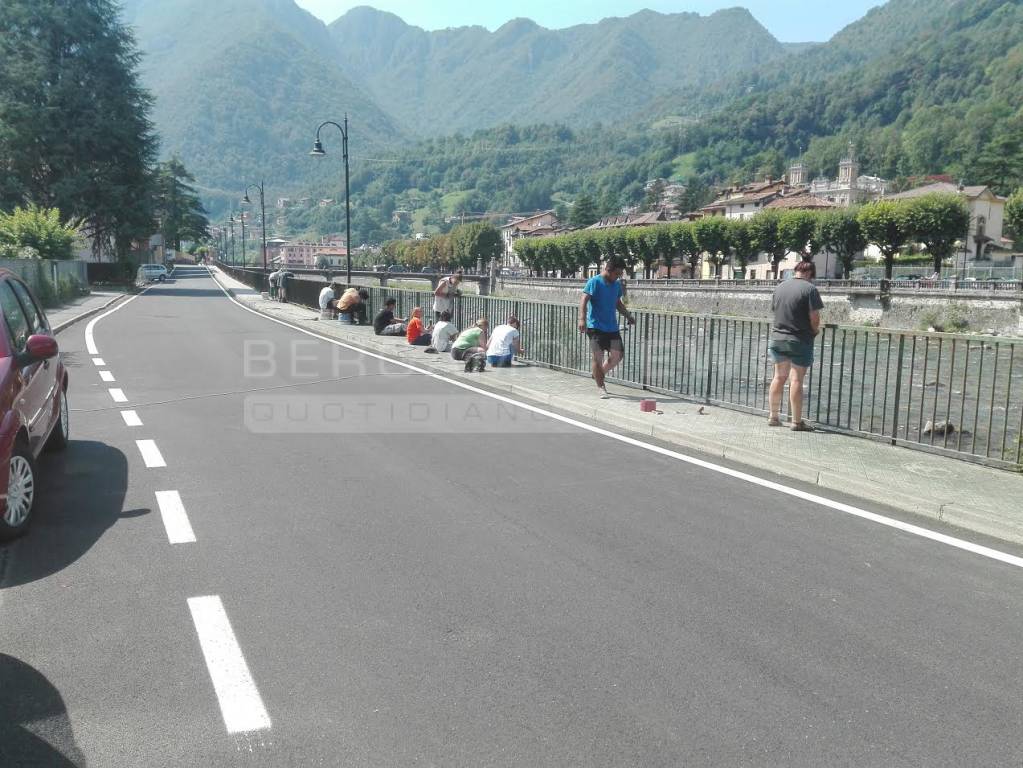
[{"xmin": 1, "ymin": 266, "xmax": 1021, "ymax": 766}]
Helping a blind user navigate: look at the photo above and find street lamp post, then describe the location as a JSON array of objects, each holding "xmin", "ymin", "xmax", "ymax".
[
  {"xmin": 228, "ymin": 216, "xmax": 237, "ymax": 265},
  {"xmin": 242, "ymin": 181, "xmax": 268, "ymax": 291},
  {"xmin": 240, "ymin": 210, "xmax": 247, "ymax": 266},
  {"xmin": 310, "ymin": 116, "xmax": 352, "ymax": 285}
]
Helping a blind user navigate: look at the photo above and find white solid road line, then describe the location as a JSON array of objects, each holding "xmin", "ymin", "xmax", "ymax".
[
  {"xmin": 155, "ymin": 490, "xmax": 196, "ymax": 544},
  {"xmin": 136, "ymin": 439, "xmax": 166, "ymax": 468},
  {"xmin": 92, "ymin": 357, "xmax": 105, "ymax": 366},
  {"xmin": 121, "ymin": 410, "xmax": 143, "ymax": 427},
  {"xmin": 85, "ymin": 289, "xmax": 148, "ymax": 355},
  {"xmin": 109, "ymin": 388, "xmax": 128, "ymax": 403},
  {"xmin": 99, "ymin": 370, "xmax": 116, "ymax": 382},
  {"xmin": 187, "ymin": 595, "xmax": 272, "ymax": 734},
  {"xmin": 208, "ymin": 267, "xmax": 1023, "ymax": 572}
]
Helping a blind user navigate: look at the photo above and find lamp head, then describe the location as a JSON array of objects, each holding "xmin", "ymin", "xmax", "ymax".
[
  {"xmin": 242, "ymin": 193, "xmax": 251, "ymax": 205},
  {"xmin": 310, "ymin": 139, "xmax": 326, "ymax": 157}
]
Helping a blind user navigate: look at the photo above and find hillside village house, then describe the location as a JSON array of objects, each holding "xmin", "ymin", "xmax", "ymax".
[
  {"xmin": 587, "ymin": 210, "xmax": 669, "ymax": 229},
  {"xmin": 270, "ymin": 237, "xmax": 349, "ymax": 268},
  {"xmin": 501, "ymin": 210, "xmax": 565, "ymax": 267}
]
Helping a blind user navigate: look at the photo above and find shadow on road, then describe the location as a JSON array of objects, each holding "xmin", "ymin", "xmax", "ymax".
[
  {"xmin": 0, "ymin": 654, "xmax": 85, "ymax": 767},
  {"xmin": 0, "ymin": 440, "xmax": 138, "ymax": 589}
]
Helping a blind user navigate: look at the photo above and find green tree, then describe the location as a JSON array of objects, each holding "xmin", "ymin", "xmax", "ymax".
[
  {"xmin": 627, "ymin": 228, "xmax": 656, "ymax": 278},
  {"xmin": 154, "ymin": 158, "xmax": 210, "ymax": 251},
  {"xmin": 0, "ymin": 0, "xmax": 158, "ymax": 258},
  {"xmin": 450, "ymin": 222, "xmax": 502, "ymax": 269},
  {"xmin": 748, "ymin": 210, "xmax": 789, "ymax": 279},
  {"xmin": 644, "ymin": 226, "xmax": 675, "ymax": 278},
  {"xmin": 904, "ymin": 193, "xmax": 970, "ymax": 276},
  {"xmin": 569, "ymin": 194, "xmax": 599, "ymax": 229},
  {"xmin": 778, "ymin": 210, "xmax": 822, "ymax": 260},
  {"xmin": 669, "ymin": 222, "xmax": 700, "ymax": 278},
  {"xmin": 1005, "ymin": 188, "xmax": 1023, "ymax": 242},
  {"xmin": 693, "ymin": 217, "xmax": 731, "ymax": 278},
  {"xmin": 727, "ymin": 218, "xmax": 758, "ymax": 279},
  {"xmin": 857, "ymin": 201, "xmax": 912, "ymax": 279},
  {"xmin": 0, "ymin": 205, "xmax": 78, "ymax": 260},
  {"xmin": 816, "ymin": 209, "xmax": 867, "ymax": 278}
]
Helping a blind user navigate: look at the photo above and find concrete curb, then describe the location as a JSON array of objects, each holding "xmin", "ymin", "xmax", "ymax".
[
  {"xmin": 52, "ymin": 292, "xmax": 130, "ymax": 335},
  {"xmin": 212, "ymin": 271, "xmax": 1022, "ymax": 546}
]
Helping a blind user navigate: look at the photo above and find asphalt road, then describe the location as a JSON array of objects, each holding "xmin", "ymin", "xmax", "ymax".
[{"xmin": 1, "ymin": 266, "xmax": 1021, "ymax": 767}]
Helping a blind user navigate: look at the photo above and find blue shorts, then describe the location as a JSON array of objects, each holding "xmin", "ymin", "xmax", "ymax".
[
  {"xmin": 487, "ymin": 354, "xmax": 513, "ymax": 367},
  {"xmin": 769, "ymin": 339, "xmax": 814, "ymax": 368}
]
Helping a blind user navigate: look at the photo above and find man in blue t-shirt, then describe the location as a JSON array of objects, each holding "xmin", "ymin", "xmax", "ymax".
[{"xmin": 578, "ymin": 256, "xmax": 635, "ymax": 398}]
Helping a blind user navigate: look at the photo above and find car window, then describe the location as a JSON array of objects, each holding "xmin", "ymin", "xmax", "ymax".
[
  {"xmin": 0, "ymin": 281, "xmax": 32, "ymax": 353},
  {"xmin": 8, "ymin": 279, "xmax": 48, "ymax": 334}
]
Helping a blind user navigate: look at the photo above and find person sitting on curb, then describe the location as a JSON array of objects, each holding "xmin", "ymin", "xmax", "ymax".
[
  {"xmin": 318, "ymin": 280, "xmax": 341, "ymax": 318},
  {"xmin": 486, "ymin": 316, "xmax": 523, "ymax": 368},
  {"xmin": 430, "ymin": 311, "xmax": 459, "ymax": 353},
  {"xmin": 337, "ymin": 287, "xmax": 370, "ymax": 325},
  {"xmin": 374, "ymin": 298, "xmax": 407, "ymax": 336},
  {"xmin": 450, "ymin": 318, "xmax": 488, "ymax": 361},
  {"xmin": 768, "ymin": 259, "xmax": 823, "ymax": 432},
  {"xmin": 406, "ymin": 307, "xmax": 433, "ymax": 346}
]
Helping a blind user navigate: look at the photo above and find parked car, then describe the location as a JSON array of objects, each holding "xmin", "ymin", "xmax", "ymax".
[
  {"xmin": 420, "ymin": 266, "xmax": 438, "ymax": 274},
  {"xmin": 387, "ymin": 265, "xmax": 405, "ymax": 273},
  {"xmin": 138, "ymin": 263, "xmax": 169, "ymax": 283},
  {"xmin": 0, "ymin": 270, "xmax": 69, "ymax": 540}
]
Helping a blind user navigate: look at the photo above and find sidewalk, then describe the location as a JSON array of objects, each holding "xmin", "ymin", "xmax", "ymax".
[
  {"xmin": 212, "ymin": 268, "xmax": 1023, "ymax": 547},
  {"xmin": 49, "ymin": 289, "xmax": 128, "ymax": 333}
]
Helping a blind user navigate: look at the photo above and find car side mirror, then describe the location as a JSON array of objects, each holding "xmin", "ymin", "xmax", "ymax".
[{"xmin": 20, "ymin": 334, "xmax": 58, "ymax": 366}]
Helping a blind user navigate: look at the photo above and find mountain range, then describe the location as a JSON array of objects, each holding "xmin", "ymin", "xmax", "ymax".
[{"xmin": 117, "ymin": 0, "xmax": 1023, "ymax": 242}]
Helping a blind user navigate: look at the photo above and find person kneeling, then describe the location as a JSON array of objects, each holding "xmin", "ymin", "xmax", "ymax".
[
  {"xmin": 486, "ymin": 316, "xmax": 523, "ymax": 367},
  {"xmin": 450, "ymin": 318, "xmax": 488, "ymax": 361},
  {"xmin": 374, "ymin": 298, "xmax": 407, "ymax": 336},
  {"xmin": 406, "ymin": 307, "xmax": 432, "ymax": 346}
]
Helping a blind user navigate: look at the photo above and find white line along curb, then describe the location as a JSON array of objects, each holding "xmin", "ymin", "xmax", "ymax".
[{"xmin": 206, "ymin": 267, "xmax": 1023, "ymax": 572}]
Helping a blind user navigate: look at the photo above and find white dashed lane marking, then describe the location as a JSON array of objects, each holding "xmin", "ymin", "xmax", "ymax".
[
  {"xmin": 92, "ymin": 358, "xmax": 105, "ymax": 366},
  {"xmin": 121, "ymin": 410, "xmax": 143, "ymax": 427},
  {"xmin": 155, "ymin": 491, "xmax": 196, "ymax": 544},
  {"xmin": 99, "ymin": 371, "xmax": 116, "ymax": 382},
  {"xmin": 109, "ymin": 388, "xmax": 127, "ymax": 403},
  {"xmin": 188, "ymin": 596, "xmax": 272, "ymax": 734},
  {"xmin": 136, "ymin": 439, "xmax": 166, "ymax": 468}
]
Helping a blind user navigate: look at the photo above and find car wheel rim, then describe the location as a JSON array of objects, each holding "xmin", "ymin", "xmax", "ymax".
[
  {"xmin": 60, "ymin": 394, "xmax": 69, "ymax": 439},
  {"xmin": 6, "ymin": 455, "xmax": 34, "ymax": 527}
]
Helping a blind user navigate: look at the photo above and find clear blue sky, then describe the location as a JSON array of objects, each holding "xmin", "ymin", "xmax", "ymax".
[{"xmin": 293, "ymin": 1, "xmax": 883, "ymax": 42}]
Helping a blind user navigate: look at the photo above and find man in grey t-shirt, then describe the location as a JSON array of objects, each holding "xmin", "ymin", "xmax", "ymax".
[{"xmin": 768, "ymin": 260, "xmax": 824, "ymax": 431}]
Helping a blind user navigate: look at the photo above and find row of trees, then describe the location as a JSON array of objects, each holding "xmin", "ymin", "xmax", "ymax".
[
  {"xmin": 380, "ymin": 222, "xmax": 504, "ymax": 271},
  {"xmin": 514, "ymin": 194, "xmax": 972, "ymax": 280},
  {"xmin": 0, "ymin": 0, "xmax": 208, "ymax": 259}
]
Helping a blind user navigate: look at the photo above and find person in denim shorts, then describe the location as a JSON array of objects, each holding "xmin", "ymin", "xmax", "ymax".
[{"xmin": 768, "ymin": 260, "xmax": 823, "ymax": 431}]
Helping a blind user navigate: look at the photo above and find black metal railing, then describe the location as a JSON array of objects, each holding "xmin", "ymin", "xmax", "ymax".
[{"xmin": 219, "ymin": 264, "xmax": 1023, "ymax": 470}]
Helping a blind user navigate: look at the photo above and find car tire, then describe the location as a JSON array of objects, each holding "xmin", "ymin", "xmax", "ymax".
[
  {"xmin": 45, "ymin": 388, "xmax": 69, "ymax": 452},
  {"xmin": 0, "ymin": 441, "xmax": 36, "ymax": 541},
  {"xmin": 158, "ymin": 275, "xmax": 166, "ymax": 282}
]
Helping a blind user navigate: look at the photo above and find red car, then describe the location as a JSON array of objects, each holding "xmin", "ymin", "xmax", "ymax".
[{"xmin": 0, "ymin": 269, "xmax": 69, "ymax": 540}]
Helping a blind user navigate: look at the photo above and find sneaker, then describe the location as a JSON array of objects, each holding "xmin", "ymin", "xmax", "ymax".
[{"xmin": 598, "ymin": 385, "xmax": 610, "ymax": 399}]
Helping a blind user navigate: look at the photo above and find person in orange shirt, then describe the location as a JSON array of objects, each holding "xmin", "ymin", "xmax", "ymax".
[{"xmin": 406, "ymin": 307, "xmax": 433, "ymax": 346}]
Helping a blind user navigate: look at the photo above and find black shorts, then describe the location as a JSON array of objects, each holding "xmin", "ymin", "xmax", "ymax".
[{"xmin": 587, "ymin": 329, "xmax": 624, "ymax": 354}]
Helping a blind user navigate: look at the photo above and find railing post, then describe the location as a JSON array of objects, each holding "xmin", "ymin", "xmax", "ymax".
[
  {"xmin": 704, "ymin": 316, "xmax": 716, "ymax": 403},
  {"xmin": 641, "ymin": 315, "xmax": 651, "ymax": 389},
  {"xmin": 890, "ymin": 335, "xmax": 906, "ymax": 445}
]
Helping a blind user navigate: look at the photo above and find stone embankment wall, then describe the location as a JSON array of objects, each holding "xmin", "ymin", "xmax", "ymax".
[{"xmin": 496, "ymin": 284, "xmax": 1023, "ymax": 336}]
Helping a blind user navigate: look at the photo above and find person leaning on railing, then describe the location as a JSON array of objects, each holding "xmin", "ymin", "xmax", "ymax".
[{"xmin": 767, "ymin": 260, "xmax": 823, "ymax": 432}]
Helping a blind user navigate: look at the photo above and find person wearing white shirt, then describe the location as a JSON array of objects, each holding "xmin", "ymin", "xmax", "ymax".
[
  {"xmin": 318, "ymin": 281, "xmax": 339, "ymax": 316},
  {"xmin": 486, "ymin": 316, "xmax": 523, "ymax": 368},
  {"xmin": 430, "ymin": 310, "xmax": 459, "ymax": 352}
]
